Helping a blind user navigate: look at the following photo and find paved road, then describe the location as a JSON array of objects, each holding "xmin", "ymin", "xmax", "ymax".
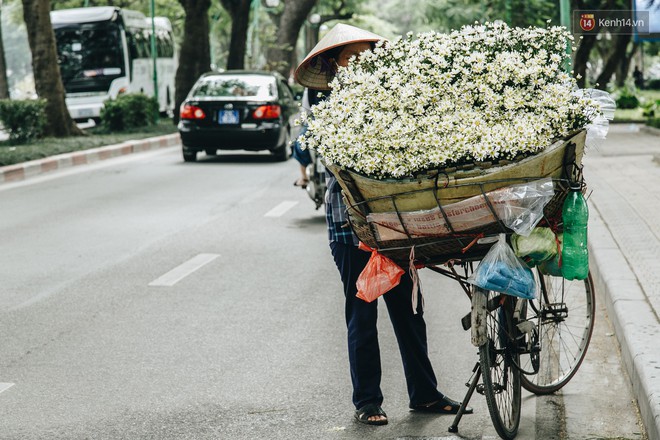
[{"xmin": 0, "ymin": 147, "xmax": 646, "ymax": 439}]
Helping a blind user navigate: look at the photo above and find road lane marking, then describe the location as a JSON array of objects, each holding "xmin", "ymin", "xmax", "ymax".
[
  {"xmin": 264, "ymin": 201, "xmax": 298, "ymax": 217},
  {"xmin": 0, "ymin": 383, "xmax": 15, "ymax": 394},
  {"xmin": 149, "ymin": 253, "xmax": 219, "ymax": 287}
]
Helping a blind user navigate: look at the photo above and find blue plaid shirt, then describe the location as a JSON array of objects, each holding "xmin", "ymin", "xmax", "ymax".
[{"xmin": 325, "ymin": 170, "xmax": 360, "ymax": 246}]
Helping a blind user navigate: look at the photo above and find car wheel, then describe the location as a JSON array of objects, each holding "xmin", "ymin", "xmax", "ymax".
[
  {"xmin": 272, "ymin": 128, "xmax": 291, "ymax": 162},
  {"xmin": 183, "ymin": 150, "xmax": 197, "ymax": 162}
]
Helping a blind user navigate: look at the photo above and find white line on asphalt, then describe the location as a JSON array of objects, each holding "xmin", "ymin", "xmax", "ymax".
[
  {"xmin": 264, "ymin": 201, "xmax": 298, "ymax": 217},
  {"xmin": 149, "ymin": 253, "xmax": 219, "ymax": 287},
  {"xmin": 0, "ymin": 383, "xmax": 15, "ymax": 394}
]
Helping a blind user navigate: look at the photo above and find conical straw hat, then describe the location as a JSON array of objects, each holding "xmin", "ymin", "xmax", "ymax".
[{"xmin": 295, "ymin": 23, "xmax": 385, "ymax": 90}]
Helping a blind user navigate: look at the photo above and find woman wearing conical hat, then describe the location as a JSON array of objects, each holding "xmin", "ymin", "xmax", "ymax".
[{"xmin": 295, "ymin": 23, "xmax": 473, "ymax": 426}]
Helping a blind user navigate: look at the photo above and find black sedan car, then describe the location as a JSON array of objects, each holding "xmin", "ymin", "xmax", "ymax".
[{"xmin": 177, "ymin": 70, "xmax": 299, "ymax": 162}]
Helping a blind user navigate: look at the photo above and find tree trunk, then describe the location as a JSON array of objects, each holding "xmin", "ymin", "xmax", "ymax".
[
  {"xmin": 174, "ymin": 0, "xmax": 211, "ymax": 122},
  {"xmin": 220, "ymin": 0, "xmax": 250, "ymax": 70},
  {"xmin": 595, "ymin": 32, "xmax": 631, "ymax": 90},
  {"xmin": 22, "ymin": 0, "xmax": 83, "ymax": 137},
  {"xmin": 265, "ymin": 0, "xmax": 317, "ymax": 79},
  {"xmin": 573, "ymin": 34, "xmax": 597, "ymax": 88},
  {"xmin": 615, "ymin": 42, "xmax": 638, "ymax": 88},
  {"xmin": 0, "ymin": 11, "xmax": 10, "ymax": 99}
]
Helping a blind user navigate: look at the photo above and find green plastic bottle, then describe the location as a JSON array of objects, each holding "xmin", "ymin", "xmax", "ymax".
[{"xmin": 561, "ymin": 185, "xmax": 589, "ymax": 280}]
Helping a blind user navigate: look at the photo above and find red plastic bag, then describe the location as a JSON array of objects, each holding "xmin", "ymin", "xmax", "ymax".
[{"xmin": 356, "ymin": 242, "xmax": 405, "ymax": 303}]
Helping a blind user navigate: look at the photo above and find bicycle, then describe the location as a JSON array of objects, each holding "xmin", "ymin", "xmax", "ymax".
[
  {"xmin": 426, "ymin": 260, "xmax": 595, "ymax": 439},
  {"xmin": 327, "ymin": 130, "xmax": 596, "ymax": 439}
]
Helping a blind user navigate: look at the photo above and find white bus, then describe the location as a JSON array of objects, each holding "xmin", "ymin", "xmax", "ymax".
[{"xmin": 50, "ymin": 6, "xmax": 177, "ymax": 122}]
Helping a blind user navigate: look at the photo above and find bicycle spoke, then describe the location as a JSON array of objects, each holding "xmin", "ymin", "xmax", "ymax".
[
  {"xmin": 478, "ymin": 288, "xmax": 521, "ymax": 439},
  {"xmin": 520, "ymin": 271, "xmax": 595, "ymax": 394}
]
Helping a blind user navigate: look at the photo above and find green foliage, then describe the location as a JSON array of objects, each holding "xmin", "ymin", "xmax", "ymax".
[
  {"xmin": 423, "ymin": 0, "xmax": 559, "ymax": 33},
  {"xmin": 616, "ymin": 94, "xmax": 639, "ymax": 109},
  {"xmin": 647, "ymin": 117, "xmax": 660, "ymax": 130},
  {"xmin": 641, "ymin": 100, "xmax": 660, "ymax": 118},
  {"xmin": 100, "ymin": 93, "xmax": 158, "ymax": 132},
  {"xmin": 647, "ymin": 79, "xmax": 660, "ymax": 90},
  {"xmin": 0, "ymin": 99, "xmax": 46, "ymax": 144},
  {"xmin": 616, "ymin": 89, "xmax": 640, "ymax": 109}
]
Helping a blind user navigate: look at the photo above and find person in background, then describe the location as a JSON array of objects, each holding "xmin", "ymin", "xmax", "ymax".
[
  {"xmin": 292, "ymin": 88, "xmax": 329, "ymax": 189},
  {"xmin": 633, "ymin": 66, "xmax": 644, "ymax": 89},
  {"xmin": 294, "ymin": 23, "xmax": 473, "ymax": 426}
]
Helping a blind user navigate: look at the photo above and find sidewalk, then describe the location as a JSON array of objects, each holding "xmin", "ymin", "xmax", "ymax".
[
  {"xmin": 0, "ymin": 133, "xmax": 181, "ymax": 184},
  {"xmin": 585, "ymin": 123, "xmax": 660, "ymax": 440}
]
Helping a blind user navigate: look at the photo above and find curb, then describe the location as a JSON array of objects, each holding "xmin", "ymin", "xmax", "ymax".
[
  {"xmin": 641, "ymin": 124, "xmax": 660, "ymax": 137},
  {"xmin": 589, "ymin": 206, "xmax": 660, "ymax": 440},
  {"xmin": 0, "ymin": 133, "xmax": 181, "ymax": 184}
]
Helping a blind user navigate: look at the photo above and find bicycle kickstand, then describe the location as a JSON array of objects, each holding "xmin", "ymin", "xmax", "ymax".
[{"xmin": 449, "ymin": 361, "xmax": 481, "ymax": 433}]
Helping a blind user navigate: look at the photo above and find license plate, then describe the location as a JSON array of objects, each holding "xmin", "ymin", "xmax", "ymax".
[{"xmin": 218, "ymin": 110, "xmax": 239, "ymax": 124}]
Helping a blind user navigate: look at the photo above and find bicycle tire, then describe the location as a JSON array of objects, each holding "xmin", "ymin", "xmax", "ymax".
[
  {"xmin": 477, "ymin": 287, "xmax": 522, "ymax": 440},
  {"xmin": 519, "ymin": 270, "xmax": 596, "ymax": 395}
]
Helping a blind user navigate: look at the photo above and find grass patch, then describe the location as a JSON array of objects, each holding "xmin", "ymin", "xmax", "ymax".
[
  {"xmin": 613, "ymin": 89, "xmax": 660, "ymax": 122},
  {"xmin": 0, "ymin": 119, "xmax": 178, "ymax": 167},
  {"xmin": 640, "ymin": 89, "xmax": 660, "ymax": 101},
  {"xmin": 613, "ymin": 108, "xmax": 645, "ymax": 122}
]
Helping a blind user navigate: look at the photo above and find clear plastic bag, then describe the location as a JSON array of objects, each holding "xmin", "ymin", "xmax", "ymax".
[
  {"xmin": 538, "ymin": 232, "xmax": 565, "ymax": 277},
  {"xmin": 367, "ymin": 178, "xmax": 554, "ymax": 240},
  {"xmin": 491, "ymin": 178, "xmax": 555, "ymax": 237},
  {"xmin": 468, "ymin": 234, "xmax": 536, "ymax": 299},
  {"xmin": 511, "ymin": 227, "xmax": 558, "ymax": 267},
  {"xmin": 573, "ymin": 88, "xmax": 616, "ymax": 150},
  {"xmin": 356, "ymin": 242, "xmax": 405, "ymax": 303}
]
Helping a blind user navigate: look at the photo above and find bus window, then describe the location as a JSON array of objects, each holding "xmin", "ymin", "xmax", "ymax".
[
  {"xmin": 54, "ymin": 21, "xmax": 125, "ymax": 93},
  {"xmin": 142, "ymin": 30, "xmax": 151, "ymax": 57},
  {"xmin": 161, "ymin": 32, "xmax": 174, "ymax": 58},
  {"xmin": 126, "ymin": 30, "xmax": 139, "ymax": 60}
]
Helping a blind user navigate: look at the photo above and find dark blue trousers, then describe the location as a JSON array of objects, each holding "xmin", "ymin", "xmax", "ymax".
[{"xmin": 330, "ymin": 241, "xmax": 444, "ymax": 410}]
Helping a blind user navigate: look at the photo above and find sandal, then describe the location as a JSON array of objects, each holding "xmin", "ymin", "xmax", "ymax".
[
  {"xmin": 410, "ymin": 396, "xmax": 473, "ymax": 415},
  {"xmin": 293, "ymin": 178, "xmax": 309, "ymax": 188},
  {"xmin": 354, "ymin": 403, "xmax": 388, "ymax": 426}
]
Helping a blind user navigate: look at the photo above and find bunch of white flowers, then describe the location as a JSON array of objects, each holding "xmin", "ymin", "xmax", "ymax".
[{"xmin": 299, "ymin": 22, "xmax": 602, "ymax": 179}]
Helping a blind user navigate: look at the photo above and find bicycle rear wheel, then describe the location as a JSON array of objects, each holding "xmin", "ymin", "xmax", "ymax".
[
  {"xmin": 519, "ymin": 270, "xmax": 596, "ymax": 395},
  {"xmin": 477, "ymin": 287, "xmax": 522, "ymax": 440}
]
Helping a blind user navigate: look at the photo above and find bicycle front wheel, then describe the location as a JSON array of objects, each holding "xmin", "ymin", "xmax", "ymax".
[
  {"xmin": 477, "ymin": 287, "xmax": 522, "ymax": 440},
  {"xmin": 519, "ymin": 270, "xmax": 596, "ymax": 395}
]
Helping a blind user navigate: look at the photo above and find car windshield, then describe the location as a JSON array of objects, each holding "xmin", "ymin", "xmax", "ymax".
[{"xmin": 190, "ymin": 75, "xmax": 276, "ymax": 100}]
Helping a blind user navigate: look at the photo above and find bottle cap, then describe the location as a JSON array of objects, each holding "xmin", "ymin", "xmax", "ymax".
[{"xmin": 569, "ymin": 181, "xmax": 582, "ymax": 191}]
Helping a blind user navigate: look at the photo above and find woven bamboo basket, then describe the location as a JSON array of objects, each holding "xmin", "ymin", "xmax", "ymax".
[{"xmin": 326, "ymin": 130, "xmax": 587, "ymax": 265}]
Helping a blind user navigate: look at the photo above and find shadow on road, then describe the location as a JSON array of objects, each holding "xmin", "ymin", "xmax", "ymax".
[
  {"xmin": 289, "ymin": 215, "xmax": 327, "ymax": 229},
  {"xmin": 184, "ymin": 152, "xmax": 288, "ymax": 164}
]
